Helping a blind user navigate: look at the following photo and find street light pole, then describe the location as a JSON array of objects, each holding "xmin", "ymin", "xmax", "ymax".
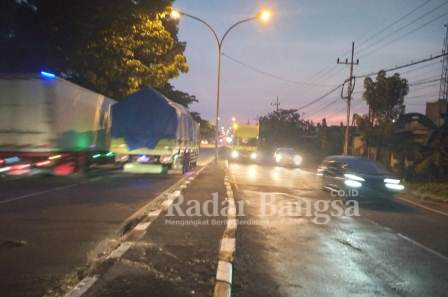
[{"xmin": 170, "ymin": 9, "xmax": 271, "ymax": 162}]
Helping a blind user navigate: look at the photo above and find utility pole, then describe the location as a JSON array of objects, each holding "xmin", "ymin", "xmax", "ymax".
[
  {"xmin": 271, "ymin": 96, "xmax": 280, "ymax": 112},
  {"xmin": 439, "ymin": 24, "xmax": 448, "ymax": 102},
  {"xmin": 337, "ymin": 42, "xmax": 359, "ymax": 155}
]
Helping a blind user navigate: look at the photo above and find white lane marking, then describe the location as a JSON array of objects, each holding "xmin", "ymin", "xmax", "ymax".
[
  {"xmin": 133, "ymin": 222, "xmax": 151, "ymax": 231},
  {"xmin": 147, "ymin": 209, "xmax": 162, "ymax": 217},
  {"xmin": 397, "ymin": 233, "xmax": 448, "ymax": 262},
  {"xmin": 395, "ymin": 197, "xmax": 448, "ymax": 217},
  {"xmin": 364, "ymin": 217, "xmax": 448, "ymax": 262},
  {"xmin": 216, "ymin": 261, "xmax": 233, "ymax": 284},
  {"xmin": 0, "ymin": 184, "xmax": 80, "ymax": 205},
  {"xmin": 220, "ymin": 238, "xmax": 236, "ymax": 254},
  {"xmin": 107, "ymin": 242, "xmax": 133, "ymax": 259},
  {"xmin": 63, "ymin": 275, "xmax": 98, "ymax": 297}
]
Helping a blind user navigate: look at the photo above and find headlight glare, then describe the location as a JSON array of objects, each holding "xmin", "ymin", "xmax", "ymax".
[
  {"xmin": 293, "ymin": 155, "xmax": 302, "ymax": 165},
  {"xmin": 344, "ymin": 173, "xmax": 365, "ymax": 182},
  {"xmin": 344, "ymin": 179, "xmax": 362, "ymax": 188}
]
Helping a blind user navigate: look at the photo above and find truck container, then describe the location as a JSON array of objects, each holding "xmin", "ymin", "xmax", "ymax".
[
  {"xmin": 109, "ymin": 87, "xmax": 199, "ymax": 174},
  {"xmin": 0, "ymin": 73, "xmax": 116, "ymax": 175}
]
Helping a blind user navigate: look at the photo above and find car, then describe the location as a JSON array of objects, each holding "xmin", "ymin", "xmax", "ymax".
[
  {"xmin": 273, "ymin": 148, "xmax": 302, "ymax": 167},
  {"xmin": 317, "ymin": 155, "xmax": 405, "ymax": 198}
]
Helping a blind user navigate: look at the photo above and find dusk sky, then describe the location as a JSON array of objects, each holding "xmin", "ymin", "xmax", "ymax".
[{"xmin": 172, "ymin": 0, "xmax": 448, "ymax": 125}]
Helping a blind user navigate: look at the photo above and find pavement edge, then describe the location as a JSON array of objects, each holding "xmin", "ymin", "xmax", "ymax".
[{"xmin": 213, "ymin": 166, "xmax": 237, "ymax": 297}]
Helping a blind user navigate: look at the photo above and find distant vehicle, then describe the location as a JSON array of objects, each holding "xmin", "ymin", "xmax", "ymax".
[
  {"xmin": 273, "ymin": 147, "xmax": 302, "ymax": 167},
  {"xmin": 317, "ymin": 155, "xmax": 404, "ymax": 196},
  {"xmin": 229, "ymin": 123, "xmax": 259, "ymax": 162}
]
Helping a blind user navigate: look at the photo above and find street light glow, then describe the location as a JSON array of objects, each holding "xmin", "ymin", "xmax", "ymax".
[
  {"xmin": 258, "ymin": 9, "xmax": 272, "ymax": 23},
  {"xmin": 170, "ymin": 9, "xmax": 181, "ymax": 20}
]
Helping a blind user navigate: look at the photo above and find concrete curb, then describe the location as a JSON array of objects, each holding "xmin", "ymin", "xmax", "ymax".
[{"xmin": 213, "ymin": 168, "xmax": 237, "ymax": 297}]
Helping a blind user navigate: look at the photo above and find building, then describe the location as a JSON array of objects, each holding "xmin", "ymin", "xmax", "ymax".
[{"xmin": 426, "ymin": 100, "xmax": 447, "ymax": 127}]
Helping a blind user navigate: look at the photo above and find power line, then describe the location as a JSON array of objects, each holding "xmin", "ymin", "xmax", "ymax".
[
  {"xmin": 305, "ymin": 98, "xmax": 340, "ymax": 118},
  {"xmin": 410, "ymin": 78, "xmax": 442, "ymax": 86},
  {"xmin": 361, "ymin": 11, "xmax": 448, "ymax": 59},
  {"xmin": 357, "ymin": 1, "xmax": 448, "ymax": 56},
  {"xmin": 221, "ymin": 52, "xmax": 337, "ymax": 87},
  {"xmin": 399, "ymin": 60, "xmax": 441, "ymax": 75},
  {"xmin": 297, "ymin": 84, "xmax": 342, "ymax": 111},
  {"xmin": 356, "ymin": 51, "xmax": 448, "ymax": 78},
  {"xmin": 356, "ymin": 0, "xmax": 433, "ymax": 51}
]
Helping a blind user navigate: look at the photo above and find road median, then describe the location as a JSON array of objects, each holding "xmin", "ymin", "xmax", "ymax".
[{"xmin": 61, "ymin": 162, "xmax": 228, "ymax": 297}]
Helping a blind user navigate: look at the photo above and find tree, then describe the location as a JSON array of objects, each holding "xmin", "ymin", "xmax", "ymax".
[
  {"xmin": 259, "ymin": 109, "xmax": 311, "ymax": 149},
  {"xmin": 1, "ymin": 0, "xmax": 188, "ymax": 100},
  {"xmin": 190, "ymin": 112, "xmax": 215, "ymax": 141},
  {"xmin": 358, "ymin": 71, "xmax": 409, "ymax": 160},
  {"xmin": 363, "ymin": 70, "xmax": 409, "ymax": 124},
  {"xmin": 157, "ymin": 83, "xmax": 197, "ymax": 107}
]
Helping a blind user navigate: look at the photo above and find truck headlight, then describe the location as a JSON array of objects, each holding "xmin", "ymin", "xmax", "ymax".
[
  {"xmin": 231, "ymin": 151, "xmax": 239, "ymax": 158},
  {"xmin": 250, "ymin": 152, "xmax": 257, "ymax": 160},
  {"xmin": 293, "ymin": 155, "xmax": 302, "ymax": 165},
  {"xmin": 275, "ymin": 154, "xmax": 282, "ymax": 162}
]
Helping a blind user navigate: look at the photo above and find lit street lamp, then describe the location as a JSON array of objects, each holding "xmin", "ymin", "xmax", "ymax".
[{"xmin": 171, "ymin": 8, "xmax": 271, "ymax": 162}]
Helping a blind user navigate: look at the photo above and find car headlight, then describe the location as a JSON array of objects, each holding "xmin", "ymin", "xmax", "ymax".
[
  {"xmin": 293, "ymin": 155, "xmax": 302, "ymax": 165},
  {"xmin": 384, "ymin": 178, "xmax": 400, "ymax": 184},
  {"xmin": 250, "ymin": 152, "xmax": 257, "ymax": 160},
  {"xmin": 344, "ymin": 173, "xmax": 365, "ymax": 182},
  {"xmin": 344, "ymin": 179, "xmax": 362, "ymax": 188},
  {"xmin": 275, "ymin": 154, "xmax": 282, "ymax": 162},
  {"xmin": 385, "ymin": 183, "xmax": 405, "ymax": 191},
  {"xmin": 231, "ymin": 151, "xmax": 239, "ymax": 158}
]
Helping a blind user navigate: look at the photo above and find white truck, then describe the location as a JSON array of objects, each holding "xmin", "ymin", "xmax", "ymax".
[{"xmin": 0, "ymin": 73, "xmax": 116, "ymax": 175}]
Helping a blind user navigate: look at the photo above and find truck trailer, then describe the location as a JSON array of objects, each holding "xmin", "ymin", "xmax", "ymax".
[
  {"xmin": 110, "ymin": 87, "xmax": 199, "ymax": 174},
  {"xmin": 0, "ymin": 73, "xmax": 115, "ymax": 175}
]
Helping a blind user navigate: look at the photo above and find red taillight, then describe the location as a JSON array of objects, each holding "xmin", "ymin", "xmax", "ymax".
[{"xmin": 53, "ymin": 162, "xmax": 75, "ymax": 176}]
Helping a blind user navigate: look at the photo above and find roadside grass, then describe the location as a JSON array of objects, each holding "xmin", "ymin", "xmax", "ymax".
[{"xmin": 406, "ymin": 181, "xmax": 448, "ymax": 203}]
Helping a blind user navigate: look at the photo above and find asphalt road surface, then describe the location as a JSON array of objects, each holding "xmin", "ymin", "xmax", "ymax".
[
  {"xmin": 0, "ymin": 149, "xmax": 214, "ymax": 297},
  {"xmin": 229, "ymin": 162, "xmax": 448, "ymax": 297}
]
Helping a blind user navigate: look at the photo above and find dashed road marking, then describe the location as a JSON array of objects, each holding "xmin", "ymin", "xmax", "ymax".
[
  {"xmin": 63, "ymin": 275, "xmax": 99, "ymax": 297},
  {"xmin": 133, "ymin": 222, "xmax": 151, "ymax": 231},
  {"xmin": 107, "ymin": 242, "xmax": 133, "ymax": 259},
  {"xmin": 395, "ymin": 196, "xmax": 448, "ymax": 217},
  {"xmin": 397, "ymin": 233, "xmax": 448, "ymax": 262},
  {"xmin": 365, "ymin": 217, "xmax": 448, "ymax": 262},
  {"xmin": 147, "ymin": 209, "xmax": 162, "ymax": 217}
]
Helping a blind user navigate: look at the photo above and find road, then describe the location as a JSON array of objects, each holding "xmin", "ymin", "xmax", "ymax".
[
  {"xmin": 1, "ymin": 150, "xmax": 447, "ymax": 297},
  {"xmin": 229, "ymin": 162, "xmax": 448, "ymax": 297},
  {"xmin": 0, "ymin": 149, "xmax": 214, "ymax": 297}
]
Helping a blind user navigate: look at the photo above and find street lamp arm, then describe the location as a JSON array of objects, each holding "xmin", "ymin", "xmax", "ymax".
[
  {"xmin": 177, "ymin": 11, "xmax": 220, "ymax": 46},
  {"xmin": 220, "ymin": 17, "xmax": 257, "ymax": 46}
]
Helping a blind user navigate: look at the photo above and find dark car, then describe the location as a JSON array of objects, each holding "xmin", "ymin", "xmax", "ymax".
[
  {"xmin": 273, "ymin": 148, "xmax": 302, "ymax": 167},
  {"xmin": 317, "ymin": 155, "xmax": 404, "ymax": 198}
]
